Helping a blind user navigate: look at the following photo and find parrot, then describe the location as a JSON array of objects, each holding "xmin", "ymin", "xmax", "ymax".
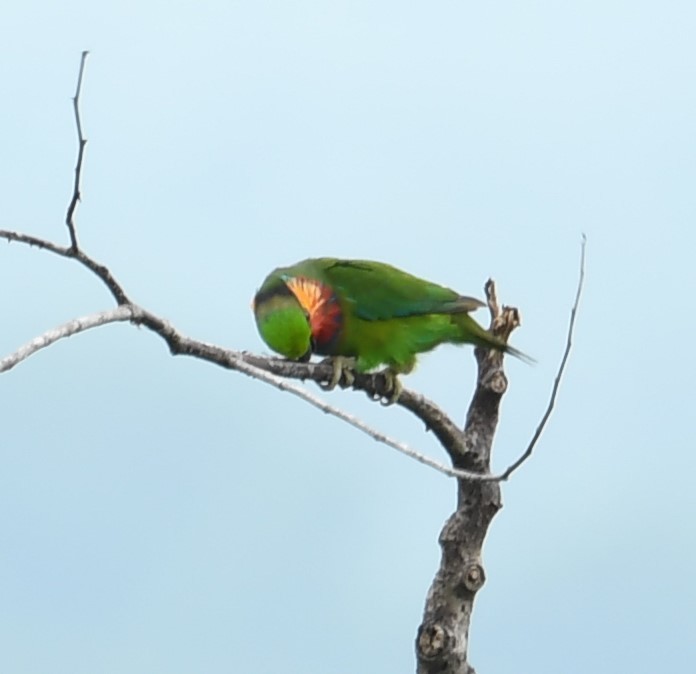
[{"xmin": 252, "ymin": 258, "xmax": 531, "ymax": 402}]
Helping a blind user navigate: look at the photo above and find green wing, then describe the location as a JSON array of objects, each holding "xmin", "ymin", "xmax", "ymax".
[{"xmin": 320, "ymin": 259, "xmax": 484, "ymax": 321}]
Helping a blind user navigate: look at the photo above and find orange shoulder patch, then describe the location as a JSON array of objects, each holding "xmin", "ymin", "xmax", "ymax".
[{"xmin": 284, "ymin": 276, "xmax": 343, "ymax": 351}]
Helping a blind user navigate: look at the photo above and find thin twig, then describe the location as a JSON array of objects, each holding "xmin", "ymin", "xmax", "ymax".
[
  {"xmin": 497, "ymin": 234, "xmax": 586, "ymax": 480},
  {"xmin": 0, "ymin": 306, "xmax": 491, "ymax": 482},
  {"xmin": 0, "ymin": 229, "xmax": 130, "ymax": 305},
  {"xmin": 0, "ymin": 226, "xmax": 462, "ymax": 459},
  {"xmin": 2, "ymin": 54, "xmax": 586, "ymax": 489},
  {"xmin": 0, "ymin": 230, "xmax": 70, "ymax": 257},
  {"xmin": 221, "ymin": 351, "xmax": 480, "ymax": 480},
  {"xmin": 0, "ymin": 306, "xmax": 133, "ymax": 373},
  {"xmin": 0, "ymin": 220, "xmax": 585, "ymax": 481},
  {"xmin": 65, "ymin": 50, "xmax": 89, "ymax": 251},
  {"xmin": 3, "ymin": 55, "xmax": 132, "ymax": 305}
]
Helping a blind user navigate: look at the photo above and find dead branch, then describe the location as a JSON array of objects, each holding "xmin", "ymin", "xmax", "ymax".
[
  {"xmin": 65, "ymin": 50, "xmax": 89, "ymax": 251},
  {"xmin": 497, "ymin": 235, "xmax": 586, "ymax": 480},
  {"xmin": 0, "ymin": 216, "xmax": 585, "ymax": 485},
  {"xmin": 0, "ymin": 304, "xmax": 486, "ymax": 481},
  {"xmin": 1, "ymin": 53, "xmax": 585, "ymax": 674},
  {"xmin": 0, "ymin": 229, "xmax": 130, "ymax": 304}
]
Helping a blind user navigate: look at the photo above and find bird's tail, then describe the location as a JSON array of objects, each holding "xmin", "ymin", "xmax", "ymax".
[
  {"xmin": 455, "ymin": 313, "xmax": 535, "ymax": 364},
  {"xmin": 499, "ymin": 341, "xmax": 536, "ymax": 365}
]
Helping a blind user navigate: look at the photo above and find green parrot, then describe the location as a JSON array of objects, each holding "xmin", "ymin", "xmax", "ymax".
[{"xmin": 252, "ymin": 258, "xmax": 531, "ymax": 401}]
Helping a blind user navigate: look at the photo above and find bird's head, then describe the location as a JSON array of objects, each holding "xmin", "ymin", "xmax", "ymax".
[{"xmin": 253, "ymin": 282, "xmax": 312, "ymax": 362}]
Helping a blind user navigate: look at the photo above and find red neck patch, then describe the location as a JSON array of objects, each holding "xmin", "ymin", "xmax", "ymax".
[{"xmin": 284, "ymin": 276, "xmax": 343, "ymax": 351}]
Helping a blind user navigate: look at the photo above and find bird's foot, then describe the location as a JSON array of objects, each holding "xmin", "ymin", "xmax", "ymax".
[
  {"xmin": 319, "ymin": 356, "xmax": 356, "ymax": 391},
  {"xmin": 373, "ymin": 368, "xmax": 402, "ymax": 406}
]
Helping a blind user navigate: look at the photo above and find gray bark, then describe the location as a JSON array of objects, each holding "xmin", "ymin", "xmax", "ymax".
[{"xmin": 416, "ymin": 294, "xmax": 519, "ymax": 674}]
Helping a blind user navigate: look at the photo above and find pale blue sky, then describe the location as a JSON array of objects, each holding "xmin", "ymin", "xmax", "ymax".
[{"xmin": 1, "ymin": 2, "xmax": 695, "ymax": 673}]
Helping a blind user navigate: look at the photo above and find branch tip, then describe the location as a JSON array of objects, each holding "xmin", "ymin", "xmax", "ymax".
[
  {"xmin": 2, "ymin": 51, "xmax": 584, "ymax": 487},
  {"xmin": 484, "ymin": 278, "xmax": 500, "ymax": 320},
  {"xmin": 498, "ymin": 235, "xmax": 586, "ymax": 480},
  {"xmin": 65, "ymin": 50, "xmax": 90, "ymax": 251}
]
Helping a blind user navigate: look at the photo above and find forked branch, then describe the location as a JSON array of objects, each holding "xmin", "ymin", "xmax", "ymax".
[
  {"xmin": 0, "ymin": 53, "xmax": 583, "ymax": 487},
  {"xmin": 0, "ymin": 303, "xmax": 500, "ymax": 482}
]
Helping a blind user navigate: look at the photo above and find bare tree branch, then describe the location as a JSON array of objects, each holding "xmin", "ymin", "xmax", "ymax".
[
  {"xmin": 65, "ymin": 50, "xmax": 89, "ymax": 251},
  {"xmin": 0, "ymin": 222, "xmax": 585, "ymax": 485},
  {"xmin": 0, "ymin": 229, "xmax": 131, "ymax": 305},
  {"xmin": 242, "ymin": 352, "xmax": 469, "ymax": 456},
  {"xmin": 0, "ymin": 306, "xmax": 133, "ymax": 374},
  {"xmin": 0, "ymin": 225, "xmax": 465, "ymax": 472},
  {"xmin": 416, "ymin": 239, "xmax": 585, "ymax": 673},
  {"xmin": 496, "ymin": 234, "xmax": 586, "ymax": 480},
  {"xmin": 2, "ymin": 54, "xmax": 586, "ymax": 674},
  {"xmin": 417, "ymin": 278, "xmax": 512, "ymax": 674},
  {"xmin": 0, "ymin": 221, "xmax": 468, "ymax": 469},
  {"xmin": 1, "ymin": 43, "xmax": 581, "ymax": 478},
  {"xmin": 0, "ymin": 305, "xmax": 491, "ymax": 482}
]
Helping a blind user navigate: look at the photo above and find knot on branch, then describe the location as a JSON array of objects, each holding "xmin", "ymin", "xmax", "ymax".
[
  {"xmin": 479, "ymin": 369, "xmax": 508, "ymax": 394},
  {"xmin": 416, "ymin": 622, "xmax": 452, "ymax": 661},
  {"xmin": 463, "ymin": 562, "xmax": 486, "ymax": 592}
]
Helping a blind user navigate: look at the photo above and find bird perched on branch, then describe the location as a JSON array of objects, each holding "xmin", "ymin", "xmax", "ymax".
[{"xmin": 252, "ymin": 258, "xmax": 531, "ymax": 402}]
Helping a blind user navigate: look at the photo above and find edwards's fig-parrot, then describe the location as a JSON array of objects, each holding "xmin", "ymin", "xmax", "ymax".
[{"xmin": 253, "ymin": 258, "xmax": 530, "ymax": 401}]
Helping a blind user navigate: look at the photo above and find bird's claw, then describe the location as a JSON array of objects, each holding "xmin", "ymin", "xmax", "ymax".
[
  {"xmin": 377, "ymin": 368, "xmax": 402, "ymax": 406},
  {"xmin": 319, "ymin": 358, "xmax": 401, "ymax": 404},
  {"xmin": 319, "ymin": 356, "xmax": 356, "ymax": 391}
]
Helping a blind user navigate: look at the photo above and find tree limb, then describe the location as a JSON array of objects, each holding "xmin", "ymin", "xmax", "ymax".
[
  {"xmin": 416, "ymin": 281, "xmax": 512, "ymax": 674},
  {"xmin": 0, "ymin": 53, "xmax": 588, "ymax": 674},
  {"xmin": 0, "ymin": 303, "xmax": 498, "ymax": 482},
  {"xmin": 496, "ymin": 234, "xmax": 586, "ymax": 480},
  {"xmin": 0, "ymin": 306, "xmax": 133, "ymax": 373},
  {"xmin": 416, "ymin": 239, "xmax": 585, "ymax": 673},
  {"xmin": 0, "ymin": 229, "xmax": 131, "ymax": 305},
  {"xmin": 65, "ymin": 50, "xmax": 89, "ymax": 251},
  {"xmin": 0, "ymin": 46, "xmax": 584, "ymax": 481},
  {"xmin": 0, "ymin": 219, "xmax": 585, "ymax": 490}
]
